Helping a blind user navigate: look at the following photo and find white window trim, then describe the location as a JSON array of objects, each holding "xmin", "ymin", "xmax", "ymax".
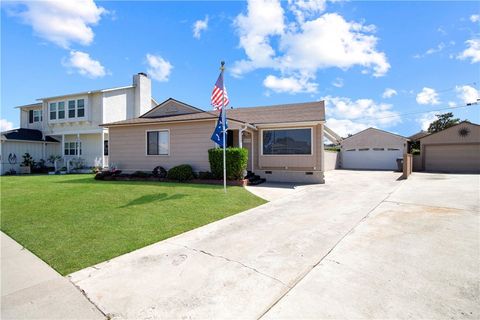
[
  {"xmin": 145, "ymin": 129, "xmax": 170, "ymax": 156},
  {"xmin": 260, "ymin": 127, "xmax": 314, "ymax": 156},
  {"xmin": 48, "ymin": 97, "xmax": 88, "ymax": 123}
]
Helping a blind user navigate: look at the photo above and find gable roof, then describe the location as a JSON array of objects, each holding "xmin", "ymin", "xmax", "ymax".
[
  {"xmin": 408, "ymin": 130, "xmax": 429, "ymax": 141},
  {"xmin": 1, "ymin": 128, "xmax": 59, "ymax": 142},
  {"xmin": 340, "ymin": 127, "xmax": 409, "ymax": 143},
  {"xmin": 141, "ymin": 98, "xmax": 204, "ymax": 118},
  {"xmin": 418, "ymin": 121, "xmax": 480, "ymax": 141},
  {"xmin": 102, "ymin": 100, "xmax": 325, "ymax": 127}
]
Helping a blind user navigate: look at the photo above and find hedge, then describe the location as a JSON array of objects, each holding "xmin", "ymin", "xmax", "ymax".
[
  {"xmin": 208, "ymin": 147, "xmax": 248, "ymax": 180},
  {"xmin": 167, "ymin": 164, "xmax": 194, "ymax": 182}
]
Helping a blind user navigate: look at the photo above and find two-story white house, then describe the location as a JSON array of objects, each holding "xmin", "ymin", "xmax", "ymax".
[{"xmin": 1, "ymin": 73, "xmax": 155, "ymax": 174}]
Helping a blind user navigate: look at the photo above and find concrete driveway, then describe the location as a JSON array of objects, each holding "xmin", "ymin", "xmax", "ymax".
[{"xmin": 69, "ymin": 170, "xmax": 479, "ymax": 319}]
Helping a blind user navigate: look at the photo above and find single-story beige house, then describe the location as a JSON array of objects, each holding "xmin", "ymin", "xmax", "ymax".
[
  {"xmin": 339, "ymin": 128, "xmax": 409, "ymax": 170},
  {"xmin": 415, "ymin": 121, "xmax": 480, "ymax": 173},
  {"xmin": 102, "ymin": 98, "xmax": 339, "ymax": 183}
]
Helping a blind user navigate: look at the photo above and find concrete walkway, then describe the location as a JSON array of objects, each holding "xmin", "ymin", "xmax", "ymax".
[
  {"xmin": 69, "ymin": 170, "xmax": 403, "ymax": 319},
  {"xmin": 1, "ymin": 232, "xmax": 104, "ymax": 320},
  {"xmin": 68, "ymin": 171, "xmax": 479, "ymax": 319}
]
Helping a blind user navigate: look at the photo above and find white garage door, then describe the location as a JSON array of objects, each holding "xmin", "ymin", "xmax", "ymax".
[
  {"xmin": 425, "ymin": 144, "xmax": 480, "ymax": 173},
  {"xmin": 342, "ymin": 148, "xmax": 403, "ymax": 170}
]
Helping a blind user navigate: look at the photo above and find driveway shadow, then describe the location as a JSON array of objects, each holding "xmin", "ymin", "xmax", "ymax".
[{"xmin": 120, "ymin": 193, "xmax": 187, "ymax": 208}]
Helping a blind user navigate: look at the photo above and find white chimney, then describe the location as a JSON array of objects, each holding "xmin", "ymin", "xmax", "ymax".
[{"xmin": 133, "ymin": 72, "xmax": 152, "ymax": 117}]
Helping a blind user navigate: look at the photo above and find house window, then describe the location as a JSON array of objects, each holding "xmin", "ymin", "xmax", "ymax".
[
  {"xmin": 359, "ymin": 148, "xmax": 369, "ymax": 151},
  {"xmin": 68, "ymin": 100, "xmax": 76, "ymax": 118},
  {"xmin": 33, "ymin": 110, "xmax": 42, "ymax": 122},
  {"xmin": 262, "ymin": 128, "xmax": 312, "ymax": 155},
  {"xmin": 64, "ymin": 142, "xmax": 82, "ymax": 156},
  {"xmin": 49, "ymin": 103, "xmax": 57, "ymax": 120},
  {"xmin": 373, "ymin": 148, "xmax": 385, "ymax": 151},
  {"xmin": 58, "ymin": 102, "xmax": 65, "ymax": 119},
  {"xmin": 77, "ymin": 99, "xmax": 85, "ymax": 117},
  {"xmin": 346, "ymin": 149, "xmax": 355, "ymax": 151},
  {"xmin": 147, "ymin": 130, "xmax": 169, "ymax": 155},
  {"xmin": 388, "ymin": 148, "xmax": 400, "ymax": 151},
  {"xmin": 104, "ymin": 140, "xmax": 109, "ymax": 156}
]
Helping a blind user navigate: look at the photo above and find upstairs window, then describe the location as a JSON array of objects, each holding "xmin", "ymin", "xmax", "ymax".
[
  {"xmin": 262, "ymin": 128, "xmax": 312, "ymax": 155},
  {"xmin": 77, "ymin": 99, "xmax": 85, "ymax": 117},
  {"xmin": 49, "ymin": 103, "xmax": 57, "ymax": 120},
  {"xmin": 33, "ymin": 110, "xmax": 42, "ymax": 122},
  {"xmin": 147, "ymin": 130, "xmax": 169, "ymax": 155},
  {"xmin": 58, "ymin": 102, "xmax": 65, "ymax": 119},
  {"xmin": 68, "ymin": 100, "xmax": 76, "ymax": 118}
]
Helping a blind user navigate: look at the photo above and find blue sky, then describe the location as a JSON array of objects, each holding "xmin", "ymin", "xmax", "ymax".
[{"xmin": 1, "ymin": 0, "xmax": 479, "ymax": 137}]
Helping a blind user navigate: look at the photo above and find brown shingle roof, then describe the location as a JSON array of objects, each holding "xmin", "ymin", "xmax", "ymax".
[{"xmin": 102, "ymin": 100, "xmax": 325, "ymax": 127}]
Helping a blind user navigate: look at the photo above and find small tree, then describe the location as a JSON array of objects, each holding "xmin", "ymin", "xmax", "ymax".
[
  {"xmin": 21, "ymin": 153, "xmax": 35, "ymax": 168},
  {"xmin": 427, "ymin": 112, "xmax": 460, "ymax": 133}
]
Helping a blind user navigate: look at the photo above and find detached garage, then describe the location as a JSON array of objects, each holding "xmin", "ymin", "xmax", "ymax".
[
  {"xmin": 418, "ymin": 121, "xmax": 480, "ymax": 173},
  {"xmin": 340, "ymin": 128, "xmax": 408, "ymax": 170}
]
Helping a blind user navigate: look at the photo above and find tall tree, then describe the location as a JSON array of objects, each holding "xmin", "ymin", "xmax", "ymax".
[{"xmin": 427, "ymin": 112, "xmax": 461, "ymax": 133}]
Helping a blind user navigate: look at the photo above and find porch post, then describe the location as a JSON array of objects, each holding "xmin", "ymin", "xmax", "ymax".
[
  {"xmin": 238, "ymin": 130, "xmax": 242, "ymax": 148},
  {"xmin": 101, "ymin": 131, "xmax": 105, "ymax": 168},
  {"xmin": 251, "ymin": 132, "xmax": 254, "ymax": 171},
  {"xmin": 61, "ymin": 134, "xmax": 65, "ymax": 170},
  {"xmin": 76, "ymin": 133, "xmax": 80, "ymax": 159}
]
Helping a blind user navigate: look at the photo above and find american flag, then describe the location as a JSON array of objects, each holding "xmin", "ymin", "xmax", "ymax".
[{"xmin": 211, "ymin": 72, "xmax": 229, "ymax": 110}]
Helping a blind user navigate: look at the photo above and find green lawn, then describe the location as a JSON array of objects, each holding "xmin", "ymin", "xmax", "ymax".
[{"xmin": 0, "ymin": 174, "xmax": 266, "ymax": 275}]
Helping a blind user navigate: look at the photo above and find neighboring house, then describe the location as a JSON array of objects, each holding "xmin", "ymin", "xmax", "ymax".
[
  {"xmin": 416, "ymin": 121, "xmax": 480, "ymax": 173},
  {"xmin": 1, "ymin": 73, "xmax": 156, "ymax": 174},
  {"xmin": 340, "ymin": 128, "xmax": 409, "ymax": 170},
  {"xmin": 408, "ymin": 130, "xmax": 429, "ymax": 141},
  {"xmin": 102, "ymin": 98, "xmax": 337, "ymax": 183}
]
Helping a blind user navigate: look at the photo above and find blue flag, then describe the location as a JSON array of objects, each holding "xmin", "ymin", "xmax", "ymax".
[{"xmin": 210, "ymin": 112, "xmax": 228, "ymax": 147}]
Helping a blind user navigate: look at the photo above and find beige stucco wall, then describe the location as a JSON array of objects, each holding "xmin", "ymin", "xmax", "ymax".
[
  {"xmin": 341, "ymin": 128, "xmax": 407, "ymax": 152},
  {"xmin": 108, "ymin": 120, "xmax": 217, "ymax": 172},
  {"xmin": 420, "ymin": 122, "xmax": 480, "ymax": 145}
]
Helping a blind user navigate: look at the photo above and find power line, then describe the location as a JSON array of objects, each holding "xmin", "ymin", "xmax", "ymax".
[{"xmin": 351, "ymin": 100, "xmax": 479, "ymax": 122}]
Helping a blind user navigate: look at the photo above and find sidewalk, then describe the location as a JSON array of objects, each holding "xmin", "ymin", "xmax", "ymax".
[{"xmin": 1, "ymin": 232, "xmax": 104, "ymax": 320}]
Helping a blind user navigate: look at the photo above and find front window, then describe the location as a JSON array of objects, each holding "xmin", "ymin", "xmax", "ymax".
[
  {"xmin": 104, "ymin": 140, "xmax": 109, "ymax": 156},
  {"xmin": 58, "ymin": 102, "xmax": 65, "ymax": 119},
  {"xmin": 49, "ymin": 103, "xmax": 57, "ymax": 120},
  {"xmin": 147, "ymin": 130, "xmax": 169, "ymax": 155},
  {"xmin": 68, "ymin": 100, "xmax": 76, "ymax": 118},
  {"xmin": 77, "ymin": 99, "xmax": 85, "ymax": 117},
  {"xmin": 262, "ymin": 128, "xmax": 312, "ymax": 155},
  {"xmin": 64, "ymin": 142, "xmax": 82, "ymax": 156}
]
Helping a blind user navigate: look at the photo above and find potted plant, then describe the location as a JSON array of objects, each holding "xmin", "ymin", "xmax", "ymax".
[
  {"xmin": 59, "ymin": 166, "xmax": 68, "ymax": 174},
  {"xmin": 20, "ymin": 153, "xmax": 35, "ymax": 174}
]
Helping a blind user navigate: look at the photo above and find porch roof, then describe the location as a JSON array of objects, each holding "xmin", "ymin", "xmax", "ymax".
[{"xmin": 1, "ymin": 128, "xmax": 59, "ymax": 142}]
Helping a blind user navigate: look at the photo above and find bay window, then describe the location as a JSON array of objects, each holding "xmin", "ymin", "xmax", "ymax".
[
  {"xmin": 262, "ymin": 128, "xmax": 312, "ymax": 155},
  {"xmin": 147, "ymin": 130, "xmax": 169, "ymax": 155}
]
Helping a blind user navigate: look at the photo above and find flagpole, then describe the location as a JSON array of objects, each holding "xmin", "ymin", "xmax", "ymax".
[{"xmin": 220, "ymin": 61, "xmax": 227, "ymax": 193}]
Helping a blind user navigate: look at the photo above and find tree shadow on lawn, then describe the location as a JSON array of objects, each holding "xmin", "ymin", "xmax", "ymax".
[
  {"xmin": 119, "ymin": 193, "xmax": 187, "ymax": 208},
  {"xmin": 55, "ymin": 176, "xmax": 226, "ymax": 190}
]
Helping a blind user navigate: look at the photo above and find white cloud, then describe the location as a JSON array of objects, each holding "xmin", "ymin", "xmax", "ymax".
[
  {"xmin": 456, "ymin": 85, "xmax": 479, "ymax": 104},
  {"xmin": 382, "ymin": 88, "xmax": 397, "ymax": 99},
  {"xmin": 470, "ymin": 14, "xmax": 480, "ymax": 23},
  {"xmin": 62, "ymin": 51, "xmax": 106, "ymax": 78},
  {"xmin": 232, "ymin": 1, "xmax": 389, "ymax": 93},
  {"xmin": 332, "ymin": 77, "xmax": 344, "ymax": 88},
  {"xmin": 8, "ymin": 0, "xmax": 106, "ymax": 48},
  {"xmin": 417, "ymin": 111, "xmax": 438, "ymax": 131},
  {"xmin": 146, "ymin": 54, "xmax": 173, "ymax": 82},
  {"xmin": 193, "ymin": 16, "xmax": 208, "ymax": 39},
  {"xmin": 263, "ymin": 74, "xmax": 317, "ymax": 93},
  {"xmin": 326, "ymin": 118, "xmax": 369, "ymax": 137},
  {"xmin": 457, "ymin": 39, "xmax": 480, "ymax": 63},
  {"xmin": 0, "ymin": 119, "xmax": 14, "ymax": 132},
  {"xmin": 413, "ymin": 42, "xmax": 446, "ymax": 59},
  {"xmin": 416, "ymin": 87, "xmax": 440, "ymax": 105}
]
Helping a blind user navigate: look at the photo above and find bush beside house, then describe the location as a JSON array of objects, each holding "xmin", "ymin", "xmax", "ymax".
[{"xmin": 208, "ymin": 148, "xmax": 248, "ymax": 180}]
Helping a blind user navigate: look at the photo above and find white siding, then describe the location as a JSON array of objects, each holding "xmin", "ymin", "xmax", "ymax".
[
  {"xmin": 0, "ymin": 141, "xmax": 59, "ymax": 174},
  {"xmin": 103, "ymin": 88, "xmax": 135, "ymax": 123}
]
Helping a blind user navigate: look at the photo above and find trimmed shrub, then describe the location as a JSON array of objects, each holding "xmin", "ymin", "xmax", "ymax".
[
  {"xmin": 131, "ymin": 171, "xmax": 150, "ymax": 178},
  {"xmin": 152, "ymin": 166, "xmax": 167, "ymax": 178},
  {"xmin": 198, "ymin": 171, "xmax": 215, "ymax": 180},
  {"xmin": 208, "ymin": 148, "xmax": 248, "ymax": 180},
  {"xmin": 167, "ymin": 164, "xmax": 194, "ymax": 182}
]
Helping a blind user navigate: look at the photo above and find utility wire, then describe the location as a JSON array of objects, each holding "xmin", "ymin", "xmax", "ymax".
[{"xmin": 350, "ymin": 100, "xmax": 480, "ymax": 122}]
